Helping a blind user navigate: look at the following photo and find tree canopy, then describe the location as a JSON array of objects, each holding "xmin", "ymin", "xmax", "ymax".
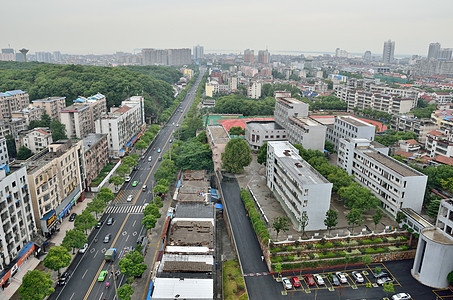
[
  {"xmin": 62, "ymin": 228, "xmax": 87, "ymax": 254},
  {"xmin": 43, "ymin": 246, "xmax": 71, "ymax": 275},
  {"xmin": 17, "ymin": 146, "xmax": 34, "ymax": 160},
  {"xmin": 375, "ymin": 130, "xmax": 417, "ymax": 147},
  {"xmin": 213, "ymin": 94, "xmax": 275, "ymax": 116},
  {"xmin": 172, "ymin": 139, "xmax": 213, "ymax": 171},
  {"xmin": 19, "ymin": 270, "xmax": 54, "ymax": 300},
  {"xmin": 221, "ymin": 138, "xmax": 252, "ymax": 173}
]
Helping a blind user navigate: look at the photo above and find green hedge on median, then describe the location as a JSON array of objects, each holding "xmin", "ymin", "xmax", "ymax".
[{"xmin": 240, "ymin": 189, "xmax": 270, "ymax": 245}]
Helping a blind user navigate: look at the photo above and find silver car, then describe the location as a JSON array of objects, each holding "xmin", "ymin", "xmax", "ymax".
[
  {"xmin": 78, "ymin": 243, "xmax": 88, "ymax": 254},
  {"xmin": 281, "ymin": 277, "xmax": 293, "ymax": 290}
]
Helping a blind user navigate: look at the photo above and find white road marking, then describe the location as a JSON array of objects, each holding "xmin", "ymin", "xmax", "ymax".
[
  {"xmin": 69, "ymin": 293, "xmax": 75, "ymax": 300},
  {"xmin": 82, "ymin": 269, "xmax": 88, "ymax": 279},
  {"xmin": 94, "ymin": 250, "xmax": 98, "ymax": 258}
]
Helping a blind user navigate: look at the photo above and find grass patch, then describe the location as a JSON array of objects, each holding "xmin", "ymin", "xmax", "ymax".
[{"xmin": 223, "ymin": 259, "xmax": 248, "ymax": 300}]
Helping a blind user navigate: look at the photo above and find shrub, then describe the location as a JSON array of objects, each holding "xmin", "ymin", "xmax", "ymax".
[
  {"xmin": 307, "ymin": 244, "xmax": 313, "ymax": 250},
  {"xmin": 309, "ymin": 254, "xmax": 315, "ymax": 259},
  {"xmin": 334, "ymin": 241, "xmax": 342, "ymax": 247},
  {"xmin": 294, "ymin": 240, "xmax": 300, "ymax": 247},
  {"xmin": 358, "ymin": 239, "xmax": 364, "ymax": 245},
  {"xmin": 447, "ymin": 270, "xmax": 453, "ymax": 285},
  {"xmin": 373, "ymin": 238, "xmax": 383, "ymax": 243},
  {"xmin": 287, "ymin": 246, "xmax": 293, "ymax": 251},
  {"xmin": 273, "ymin": 247, "xmax": 281, "ymax": 253},
  {"xmin": 366, "ymin": 282, "xmax": 372, "ymax": 288},
  {"xmin": 347, "ymin": 247, "xmax": 352, "ymax": 253},
  {"xmin": 320, "ymin": 238, "xmax": 327, "ymax": 245},
  {"xmin": 233, "ymin": 288, "xmax": 237, "ymax": 293},
  {"xmin": 288, "ymin": 255, "xmax": 294, "ymax": 261},
  {"xmin": 382, "ymin": 237, "xmax": 388, "ymax": 242}
]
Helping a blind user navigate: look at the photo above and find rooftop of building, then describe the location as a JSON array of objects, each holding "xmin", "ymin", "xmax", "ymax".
[
  {"xmin": 277, "ymin": 97, "xmax": 305, "ymax": 106},
  {"xmin": 291, "ymin": 116, "xmax": 325, "ymax": 127},
  {"xmin": 401, "ymin": 208, "xmax": 433, "ymax": 228},
  {"xmin": 338, "ymin": 115, "xmax": 375, "ymax": 128},
  {"xmin": 207, "ymin": 125, "xmax": 230, "ymax": 144},
  {"xmin": 245, "ymin": 120, "xmax": 284, "ymax": 131},
  {"xmin": 175, "ymin": 203, "xmax": 215, "ymax": 219},
  {"xmin": 151, "ymin": 277, "xmax": 213, "ymax": 299},
  {"xmin": 82, "ymin": 133, "xmax": 107, "ymax": 151},
  {"xmin": 159, "ymin": 254, "xmax": 213, "ymax": 273},
  {"xmin": 74, "ymin": 93, "xmax": 105, "ymax": 103},
  {"xmin": 433, "ymin": 155, "xmax": 453, "ymax": 167},
  {"xmin": 31, "ymin": 96, "xmax": 66, "ymax": 103},
  {"xmin": 269, "ymin": 141, "xmax": 330, "ymax": 185},
  {"xmin": 177, "ymin": 181, "xmax": 211, "ymax": 202},
  {"xmin": 167, "ymin": 219, "xmax": 213, "ymax": 248},
  {"xmin": 0, "ymin": 90, "xmax": 27, "ymax": 97},
  {"xmin": 363, "ymin": 150, "xmax": 423, "ymax": 177},
  {"xmin": 422, "ymin": 227, "xmax": 453, "ymax": 245},
  {"xmin": 59, "ymin": 103, "xmax": 90, "ymax": 113}
]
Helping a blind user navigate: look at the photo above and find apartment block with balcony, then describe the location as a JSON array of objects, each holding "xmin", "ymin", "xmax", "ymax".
[
  {"xmin": 425, "ymin": 130, "xmax": 453, "ymax": 158},
  {"xmin": 266, "ymin": 141, "xmax": 332, "ymax": 231},
  {"xmin": 286, "ymin": 116, "xmax": 326, "ymax": 151},
  {"xmin": 337, "ymin": 138, "xmax": 428, "ymax": 217},
  {"xmin": 0, "ymin": 90, "xmax": 29, "ymax": 121},
  {"xmin": 0, "ymin": 137, "xmax": 8, "ymax": 166},
  {"xmin": 0, "ymin": 118, "xmax": 27, "ymax": 138},
  {"xmin": 412, "ymin": 199, "xmax": 453, "ymax": 289},
  {"xmin": 31, "ymin": 97, "xmax": 66, "ymax": 120},
  {"xmin": 326, "ymin": 115, "xmax": 376, "ymax": 151},
  {"xmin": 11, "ymin": 106, "xmax": 44, "ymax": 126},
  {"xmin": 431, "ymin": 108, "xmax": 453, "ymax": 132},
  {"xmin": 95, "ymin": 96, "xmax": 145, "ymax": 157},
  {"xmin": 15, "ymin": 127, "xmax": 53, "ymax": 154},
  {"xmin": 390, "ymin": 115, "xmax": 437, "ymax": 143},
  {"xmin": 0, "ymin": 165, "xmax": 36, "ymax": 269},
  {"xmin": 23, "ymin": 140, "xmax": 84, "ymax": 234},
  {"xmin": 59, "ymin": 104, "xmax": 92, "ymax": 139},
  {"xmin": 73, "ymin": 93, "xmax": 107, "ymax": 123},
  {"xmin": 82, "ymin": 133, "xmax": 108, "ymax": 187}
]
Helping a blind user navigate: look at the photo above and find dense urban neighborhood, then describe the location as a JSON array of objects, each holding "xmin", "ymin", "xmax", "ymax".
[{"xmin": 0, "ymin": 39, "xmax": 453, "ymax": 300}]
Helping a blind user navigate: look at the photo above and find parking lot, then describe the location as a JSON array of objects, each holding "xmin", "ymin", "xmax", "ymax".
[{"xmin": 266, "ymin": 260, "xmax": 445, "ymax": 299}]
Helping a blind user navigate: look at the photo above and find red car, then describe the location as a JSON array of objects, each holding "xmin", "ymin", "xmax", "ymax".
[
  {"xmin": 291, "ymin": 276, "xmax": 301, "ymax": 288},
  {"xmin": 304, "ymin": 274, "xmax": 315, "ymax": 286}
]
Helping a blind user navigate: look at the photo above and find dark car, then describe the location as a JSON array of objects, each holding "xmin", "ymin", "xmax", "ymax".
[
  {"xmin": 104, "ymin": 233, "xmax": 112, "ymax": 243},
  {"xmin": 106, "ymin": 217, "xmax": 113, "ymax": 225},
  {"xmin": 58, "ymin": 271, "xmax": 70, "ymax": 285},
  {"xmin": 69, "ymin": 213, "xmax": 77, "ymax": 222},
  {"xmin": 95, "ymin": 220, "xmax": 103, "ymax": 228},
  {"xmin": 137, "ymin": 236, "xmax": 145, "ymax": 245}
]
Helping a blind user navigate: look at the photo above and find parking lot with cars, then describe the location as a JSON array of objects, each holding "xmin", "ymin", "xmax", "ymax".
[{"xmin": 270, "ymin": 260, "xmax": 439, "ymax": 299}]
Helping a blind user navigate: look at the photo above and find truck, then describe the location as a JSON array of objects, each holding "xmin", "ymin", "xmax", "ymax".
[{"xmin": 104, "ymin": 248, "xmax": 117, "ymax": 261}]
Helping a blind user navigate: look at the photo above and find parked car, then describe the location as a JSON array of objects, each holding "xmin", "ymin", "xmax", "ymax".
[
  {"xmin": 336, "ymin": 272, "xmax": 348, "ymax": 284},
  {"xmin": 127, "ymin": 195, "xmax": 133, "ymax": 202},
  {"xmin": 377, "ymin": 276, "xmax": 394, "ymax": 285},
  {"xmin": 104, "ymin": 233, "xmax": 112, "ymax": 243},
  {"xmin": 69, "ymin": 213, "xmax": 77, "ymax": 222},
  {"xmin": 96, "ymin": 220, "xmax": 103, "ymax": 228},
  {"xmin": 313, "ymin": 274, "xmax": 324, "ymax": 285},
  {"xmin": 106, "ymin": 217, "xmax": 114, "ymax": 225},
  {"xmin": 58, "ymin": 271, "xmax": 70, "ymax": 285},
  {"xmin": 304, "ymin": 274, "xmax": 315, "ymax": 286},
  {"xmin": 148, "ymin": 156, "xmax": 152, "ymax": 162},
  {"xmin": 125, "ymin": 176, "xmax": 131, "ymax": 182},
  {"xmin": 373, "ymin": 271, "xmax": 388, "ymax": 278},
  {"xmin": 290, "ymin": 276, "xmax": 301, "ymax": 288},
  {"xmin": 330, "ymin": 275, "xmax": 340, "ymax": 286},
  {"xmin": 79, "ymin": 243, "xmax": 88, "ymax": 254},
  {"xmin": 137, "ymin": 236, "xmax": 145, "ymax": 245},
  {"xmin": 391, "ymin": 293, "xmax": 411, "ymax": 300},
  {"xmin": 351, "ymin": 271, "xmax": 364, "ymax": 283},
  {"xmin": 281, "ymin": 277, "xmax": 292, "ymax": 290}
]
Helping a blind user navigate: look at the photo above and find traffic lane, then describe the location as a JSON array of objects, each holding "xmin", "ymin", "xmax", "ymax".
[
  {"xmin": 245, "ymin": 275, "xmax": 283, "ymax": 299},
  {"xmin": 221, "ymin": 179, "xmax": 268, "ymax": 274}
]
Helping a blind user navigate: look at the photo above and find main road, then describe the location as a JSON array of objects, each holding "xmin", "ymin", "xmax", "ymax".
[{"xmin": 51, "ymin": 70, "xmax": 205, "ymax": 300}]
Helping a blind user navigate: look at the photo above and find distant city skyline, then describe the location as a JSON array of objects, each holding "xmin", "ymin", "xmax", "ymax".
[{"xmin": 1, "ymin": 0, "xmax": 452, "ymax": 56}]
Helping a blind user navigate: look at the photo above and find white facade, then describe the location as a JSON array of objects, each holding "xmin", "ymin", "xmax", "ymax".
[
  {"xmin": 16, "ymin": 127, "xmax": 53, "ymax": 153},
  {"xmin": 0, "ymin": 137, "xmax": 8, "ymax": 165},
  {"xmin": 425, "ymin": 130, "xmax": 453, "ymax": 158},
  {"xmin": 95, "ymin": 97, "xmax": 145, "ymax": 157},
  {"xmin": 286, "ymin": 116, "xmax": 326, "ymax": 151},
  {"xmin": 0, "ymin": 166, "xmax": 36, "ymax": 267},
  {"xmin": 412, "ymin": 199, "xmax": 453, "ymax": 289},
  {"xmin": 274, "ymin": 95, "xmax": 309, "ymax": 130},
  {"xmin": 337, "ymin": 138, "xmax": 428, "ymax": 217},
  {"xmin": 247, "ymin": 82, "xmax": 262, "ymax": 99},
  {"xmin": 326, "ymin": 116, "xmax": 376, "ymax": 151},
  {"xmin": 245, "ymin": 121, "xmax": 286, "ymax": 150},
  {"xmin": 266, "ymin": 141, "xmax": 332, "ymax": 231}
]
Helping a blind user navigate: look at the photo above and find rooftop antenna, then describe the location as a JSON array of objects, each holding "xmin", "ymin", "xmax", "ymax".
[{"xmin": 19, "ymin": 48, "xmax": 29, "ymax": 62}]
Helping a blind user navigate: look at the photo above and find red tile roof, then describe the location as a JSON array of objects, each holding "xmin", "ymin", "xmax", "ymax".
[
  {"xmin": 35, "ymin": 129, "xmax": 50, "ymax": 135},
  {"xmin": 405, "ymin": 139, "xmax": 419, "ymax": 145},
  {"xmin": 433, "ymin": 155, "xmax": 453, "ymax": 166},
  {"xmin": 428, "ymin": 130, "xmax": 443, "ymax": 136},
  {"xmin": 395, "ymin": 150, "xmax": 413, "ymax": 159},
  {"xmin": 115, "ymin": 105, "xmax": 131, "ymax": 114}
]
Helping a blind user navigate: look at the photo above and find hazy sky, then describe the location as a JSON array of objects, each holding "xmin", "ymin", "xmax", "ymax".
[{"xmin": 2, "ymin": 0, "xmax": 452, "ymax": 56}]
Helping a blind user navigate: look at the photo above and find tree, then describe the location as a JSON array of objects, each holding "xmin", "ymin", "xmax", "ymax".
[
  {"xmin": 142, "ymin": 214, "xmax": 157, "ymax": 230},
  {"xmin": 396, "ymin": 211, "xmax": 406, "ymax": 224},
  {"xmin": 144, "ymin": 203, "xmax": 161, "ymax": 218},
  {"xmin": 86, "ymin": 198, "xmax": 107, "ymax": 218},
  {"xmin": 5, "ymin": 134, "xmax": 17, "ymax": 158},
  {"xmin": 50, "ymin": 119, "xmax": 67, "ymax": 141},
  {"xmin": 135, "ymin": 140, "xmax": 147, "ymax": 153},
  {"xmin": 447, "ymin": 270, "xmax": 453, "ymax": 285},
  {"xmin": 325, "ymin": 140, "xmax": 335, "ymax": 153},
  {"xmin": 382, "ymin": 282, "xmax": 395, "ymax": 298},
  {"xmin": 274, "ymin": 263, "xmax": 282, "ymax": 278},
  {"xmin": 122, "ymin": 156, "xmax": 138, "ymax": 168},
  {"xmin": 17, "ymin": 146, "xmax": 34, "ymax": 160},
  {"xmin": 324, "ymin": 209, "xmax": 338, "ymax": 234},
  {"xmin": 221, "ymin": 138, "xmax": 252, "ymax": 173},
  {"xmin": 441, "ymin": 177, "xmax": 453, "ymax": 193},
  {"xmin": 297, "ymin": 211, "xmax": 309, "ymax": 237},
  {"xmin": 153, "ymin": 184, "xmax": 168, "ymax": 195},
  {"xmin": 74, "ymin": 210, "xmax": 97, "ymax": 234},
  {"xmin": 116, "ymin": 164, "xmax": 130, "ymax": 178},
  {"xmin": 43, "ymin": 246, "xmax": 71, "ymax": 276},
  {"xmin": 117, "ymin": 284, "xmax": 134, "ymax": 300},
  {"xmin": 375, "ymin": 266, "xmax": 382, "ymax": 275},
  {"xmin": 154, "ymin": 159, "xmax": 177, "ymax": 183},
  {"xmin": 19, "ymin": 270, "xmax": 54, "ymax": 300},
  {"xmin": 257, "ymin": 142, "xmax": 268, "ymax": 165},
  {"xmin": 338, "ymin": 183, "xmax": 379, "ymax": 211},
  {"xmin": 109, "ymin": 175, "xmax": 125, "ymax": 191},
  {"xmin": 346, "ymin": 208, "xmax": 364, "ymax": 233},
  {"xmin": 427, "ymin": 199, "xmax": 441, "ymax": 218},
  {"xmin": 372, "ymin": 210, "xmax": 383, "ymax": 230},
  {"xmin": 97, "ymin": 187, "xmax": 115, "ymax": 203},
  {"xmin": 272, "ymin": 216, "xmax": 290, "ymax": 239},
  {"xmin": 61, "ymin": 229, "xmax": 87, "ymax": 254},
  {"xmin": 362, "ymin": 254, "xmax": 372, "ymax": 265},
  {"xmin": 118, "ymin": 249, "xmax": 148, "ymax": 278},
  {"xmin": 229, "ymin": 126, "xmax": 245, "ymax": 136}
]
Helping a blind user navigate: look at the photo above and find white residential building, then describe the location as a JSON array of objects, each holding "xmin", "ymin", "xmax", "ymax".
[
  {"xmin": 425, "ymin": 130, "xmax": 453, "ymax": 158},
  {"xmin": 95, "ymin": 96, "xmax": 145, "ymax": 157},
  {"xmin": 274, "ymin": 92, "xmax": 309, "ymax": 129},
  {"xmin": 15, "ymin": 127, "xmax": 53, "ymax": 153},
  {"xmin": 247, "ymin": 82, "xmax": 262, "ymax": 99},
  {"xmin": 326, "ymin": 116, "xmax": 376, "ymax": 151},
  {"xmin": 286, "ymin": 116, "xmax": 326, "ymax": 152},
  {"xmin": 0, "ymin": 137, "xmax": 8, "ymax": 165},
  {"xmin": 337, "ymin": 138, "xmax": 428, "ymax": 217},
  {"xmin": 266, "ymin": 141, "xmax": 333, "ymax": 231},
  {"xmin": 0, "ymin": 165, "xmax": 36, "ymax": 268},
  {"xmin": 31, "ymin": 97, "xmax": 66, "ymax": 120},
  {"xmin": 245, "ymin": 121, "xmax": 286, "ymax": 150}
]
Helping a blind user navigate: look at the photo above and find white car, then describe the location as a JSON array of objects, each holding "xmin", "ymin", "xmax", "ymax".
[
  {"xmin": 125, "ymin": 176, "xmax": 131, "ymax": 182},
  {"xmin": 336, "ymin": 272, "xmax": 348, "ymax": 284},
  {"xmin": 127, "ymin": 195, "xmax": 133, "ymax": 202},
  {"xmin": 148, "ymin": 156, "xmax": 152, "ymax": 162},
  {"xmin": 391, "ymin": 293, "xmax": 411, "ymax": 300},
  {"xmin": 281, "ymin": 277, "xmax": 292, "ymax": 290},
  {"xmin": 313, "ymin": 274, "xmax": 324, "ymax": 285},
  {"xmin": 351, "ymin": 271, "xmax": 364, "ymax": 283},
  {"xmin": 79, "ymin": 243, "xmax": 88, "ymax": 254}
]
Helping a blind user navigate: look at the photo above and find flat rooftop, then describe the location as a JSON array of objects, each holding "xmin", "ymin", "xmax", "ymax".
[
  {"xmin": 279, "ymin": 97, "xmax": 304, "ymax": 105},
  {"xmin": 292, "ymin": 116, "xmax": 325, "ymax": 127},
  {"xmin": 82, "ymin": 133, "xmax": 106, "ymax": 151},
  {"xmin": 401, "ymin": 208, "xmax": 433, "ymax": 228},
  {"xmin": 151, "ymin": 278, "xmax": 213, "ymax": 299},
  {"xmin": 177, "ymin": 180, "xmax": 211, "ymax": 202},
  {"xmin": 159, "ymin": 254, "xmax": 213, "ymax": 273},
  {"xmin": 269, "ymin": 141, "xmax": 330, "ymax": 185},
  {"xmin": 363, "ymin": 150, "xmax": 423, "ymax": 177},
  {"xmin": 175, "ymin": 203, "xmax": 215, "ymax": 219},
  {"xmin": 422, "ymin": 227, "xmax": 453, "ymax": 245},
  {"xmin": 246, "ymin": 120, "xmax": 284, "ymax": 131},
  {"xmin": 167, "ymin": 220, "xmax": 213, "ymax": 247},
  {"xmin": 339, "ymin": 115, "xmax": 375, "ymax": 127},
  {"xmin": 182, "ymin": 170, "xmax": 207, "ymax": 181}
]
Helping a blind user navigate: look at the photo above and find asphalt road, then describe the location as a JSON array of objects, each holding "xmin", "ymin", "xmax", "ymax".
[{"xmin": 51, "ymin": 70, "xmax": 205, "ymax": 300}]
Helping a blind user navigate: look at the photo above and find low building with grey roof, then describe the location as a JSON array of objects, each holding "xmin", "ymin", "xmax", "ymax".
[{"xmin": 245, "ymin": 120, "xmax": 286, "ymax": 150}]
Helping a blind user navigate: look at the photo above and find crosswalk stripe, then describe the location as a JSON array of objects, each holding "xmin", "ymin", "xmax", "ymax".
[{"xmin": 106, "ymin": 205, "xmax": 144, "ymax": 214}]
